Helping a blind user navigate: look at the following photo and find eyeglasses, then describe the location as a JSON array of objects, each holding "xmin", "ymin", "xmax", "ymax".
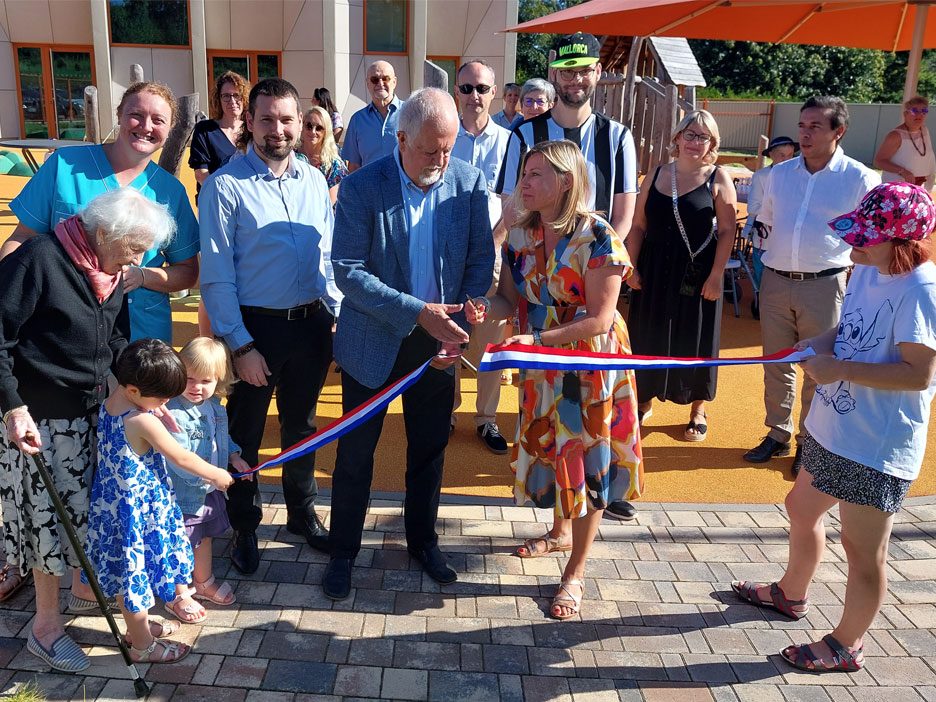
[
  {"xmin": 220, "ymin": 93, "xmax": 242, "ymax": 102},
  {"xmin": 457, "ymin": 83, "xmax": 493, "ymax": 95},
  {"xmin": 681, "ymin": 131, "xmax": 713, "ymax": 144},
  {"xmin": 304, "ymin": 122, "xmax": 325, "ymax": 132},
  {"xmin": 908, "ymin": 107, "xmax": 930, "ymax": 115},
  {"xmin": 523, "ymin": 97, "xmax": 547, "ymax": 108},
  {"xmin": 557, "ymin": 66, "xmax": 595, "ymax": 81},
  {"xmin": 369, "ymin": 75, "xmax": 393, "ymax": 85}
]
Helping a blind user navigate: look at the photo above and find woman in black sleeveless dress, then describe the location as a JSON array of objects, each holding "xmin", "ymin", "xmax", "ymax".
[{"xmin": 626, "ymin": 110, "xmax": 737, "ymax": 441}]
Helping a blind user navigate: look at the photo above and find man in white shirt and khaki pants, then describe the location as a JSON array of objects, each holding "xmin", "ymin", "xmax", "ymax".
[{"xmin": 744, "ymin": 96, "xmax": 880, "ymax": 474}]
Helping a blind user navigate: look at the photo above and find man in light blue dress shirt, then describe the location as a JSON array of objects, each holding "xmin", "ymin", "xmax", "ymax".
[
  {"xmin": 450, "ymin": 60, "xmax": 512, "ymax": 455},
  {"xmin": 200, "ymin": 78, "xmax": 341, "ymax": 574},
  {"xmin": 342, "ymin": 60, "xmax": 402, "ymax": 172},
  {"xmin": 324, "ymin": 88, "xmax": 494, "ymax": 600}
]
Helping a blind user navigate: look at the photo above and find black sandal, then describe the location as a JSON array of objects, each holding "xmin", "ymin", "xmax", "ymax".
[{"xmin": 684, "ymin": 414, "xmax": 707, "ymax": 442}]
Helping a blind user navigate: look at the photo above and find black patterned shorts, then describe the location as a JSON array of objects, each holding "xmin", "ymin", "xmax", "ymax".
[
  {"xmin": 801, "ymin": 434, "xmax": 912, "ymax": 513},
  {"xmin": 0, "ymin": 417, "xmax": 95, "ymax": 576}
]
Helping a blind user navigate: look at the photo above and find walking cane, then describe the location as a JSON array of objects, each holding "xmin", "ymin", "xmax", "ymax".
[{"xmin": 26, "ymin": 445, "xmax": 150, "ymax": 698}]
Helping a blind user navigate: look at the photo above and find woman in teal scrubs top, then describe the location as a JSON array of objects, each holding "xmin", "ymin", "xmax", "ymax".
[{"xmin": 2, "ymin": 81, "xmax": 199, "ymax": 344}]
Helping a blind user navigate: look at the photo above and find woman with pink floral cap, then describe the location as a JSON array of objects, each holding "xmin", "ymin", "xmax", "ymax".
[{"xmin": 731, "ymin": 181, "xmax": 936, "ymax": 674}]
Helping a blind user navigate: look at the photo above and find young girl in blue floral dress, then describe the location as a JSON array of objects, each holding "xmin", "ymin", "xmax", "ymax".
[{"xmin": 86, "ymin": 339, "xmax": 234, "ymax": 664}]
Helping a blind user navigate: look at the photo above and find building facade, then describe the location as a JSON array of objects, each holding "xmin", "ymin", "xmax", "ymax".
[{"xmin": 0, "ymin": 0, "xmax": 518, "ymax": 140}]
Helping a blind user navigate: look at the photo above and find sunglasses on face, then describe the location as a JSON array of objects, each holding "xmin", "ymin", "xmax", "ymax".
[
  {"xmin": 908, "ymin": 107, "xmax": 930, "ymax": 115},
  {"xmin": 557, "ymin": 67, "xmax": 595, "ymax": 81},
  {"xmin": 304, "ymin": 123, "xmax": 325, "ymax": 132},
  {"xmin": 457, "ymin": 83, "xmax": 493, "ymax": 95},
  {"xmin": 369, "ymin": 76, "xmax": 392, "ymax": 85},
  {"xmin": 523, "ymin": 97, "xmax": 547, "ymax": 108},
  {"xmin": 681, "ymin": 131, "xmax": 713, "ymax": 144}
]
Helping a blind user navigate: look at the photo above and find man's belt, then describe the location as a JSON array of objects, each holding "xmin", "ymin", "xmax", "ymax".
[
  {"xmin": 240, "ymin": 301, "xmax": 322, "ymax": 320},
  {"xmin": 765, "ymin": 266, "xmax": 847, "ymax": 281}
]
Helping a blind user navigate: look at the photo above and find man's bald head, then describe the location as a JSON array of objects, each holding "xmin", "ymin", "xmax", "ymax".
[{"xmin": 366, "ymin": 61, "xmax": 397, "ymax": 106}]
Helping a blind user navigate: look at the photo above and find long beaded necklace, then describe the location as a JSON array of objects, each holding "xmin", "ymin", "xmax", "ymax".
[{"xmin": 908, "ymin": 127, "xmax": 927, "ymax": 157}]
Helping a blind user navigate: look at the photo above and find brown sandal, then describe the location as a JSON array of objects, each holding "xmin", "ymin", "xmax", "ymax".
[
  {"xmin": 515, "ymin": 534, "xmax": 572, "ymax": 558},
  {"xmin": 731, "ymin": 580, "xmax": 809, "ymax": 620},
  {"xmin": 0, "ymin": 564, "xmax": 30, "ymax": 602}
]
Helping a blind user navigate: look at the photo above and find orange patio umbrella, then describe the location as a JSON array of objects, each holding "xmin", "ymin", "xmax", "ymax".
[{"xmin": 509, "ymin": 0, "xmax": 936, "ymax": 101}]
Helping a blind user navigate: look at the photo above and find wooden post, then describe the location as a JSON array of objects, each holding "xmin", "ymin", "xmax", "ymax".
[
  {"xmin": 756, "ymin": 134, "xmax": 769, "ymax": 171},
  {"xmin": 130, "ymin": 64, "xmax": 144, "ymax": 83},
  {"xmin": 158, "ymin": 93, "xmax": 198, "ymax": 177},
  {"xmin": 83, "ymin": 85, "xmax": 99, "ymax": 143},
  {"xmin": 622, "ymin": 36, "xmax": 644, "ymax": 129},
  {"xmin": 423, "ymin": 59, "xmax": 447, "ymax": 92},
  {"xmin": 684, "ymin": 85, "xmax": 696, "ymax": 110}
]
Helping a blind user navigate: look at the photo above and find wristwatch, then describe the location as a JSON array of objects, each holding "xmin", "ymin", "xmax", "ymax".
[{"xmin": 532, "ymin": 329, "xmax": 543, "ymax": 346}]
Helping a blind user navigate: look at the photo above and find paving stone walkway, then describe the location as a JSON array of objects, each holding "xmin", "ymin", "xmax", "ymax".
[{"xmin": 2, "ymin": 486, "xmax": 935, "ymax": 701}]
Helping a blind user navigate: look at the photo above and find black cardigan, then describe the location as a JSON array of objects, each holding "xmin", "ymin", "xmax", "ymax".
[{"xmin": 0, "ymin": 233, "xmax": 129, "ymax": 420}]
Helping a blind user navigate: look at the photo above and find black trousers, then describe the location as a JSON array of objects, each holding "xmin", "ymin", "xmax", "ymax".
[
  {"xmin": 329, "ymin": 330, "xmax": 455, "ymax": 560},
  {"xmin": 225, "ymin": 305, "xmax": 333, "ymax": 533}
]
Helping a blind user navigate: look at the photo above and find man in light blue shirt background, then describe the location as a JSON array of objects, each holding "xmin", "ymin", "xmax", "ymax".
[
  {"xmin": 450, "ymin": 59, "xmax": 512, "ymax": 455},
  {"xmin": 200, "ymin": 78, "xmax": 338, "ymax": 575},
  {"xmin": 342, "ymin": 60, "xmax": 403, "ymax": 172}
]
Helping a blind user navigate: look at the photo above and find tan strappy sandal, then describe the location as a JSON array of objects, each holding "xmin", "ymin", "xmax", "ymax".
[
  {"xmin": 164, "ymin": 587, "xmax": 207, "ymax": 623},
  {"xmin": 515, "ymin": 534, "xmax": 573, "ymax": 558},
  {"xmin": 550, "ymin": 578, "xmax": 584, "ymax": 620},
  {"xmin": 129, "ymin": 637, "xmax": 191, "ymax": 664}
]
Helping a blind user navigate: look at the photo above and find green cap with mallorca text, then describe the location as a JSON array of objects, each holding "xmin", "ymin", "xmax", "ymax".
[{"xmin": 550, "ymin": 32, "xmax": 601, "ymax": 68}]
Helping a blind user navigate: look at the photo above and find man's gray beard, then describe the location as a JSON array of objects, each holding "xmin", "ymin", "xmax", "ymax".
[{"xmin": 418, "ymin": 169, "xmax": 442, "ymax": 186}]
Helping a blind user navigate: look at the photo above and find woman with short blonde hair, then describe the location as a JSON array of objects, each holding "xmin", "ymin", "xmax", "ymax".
[
  {"xmin": 874, "ymin": 95, "xmax": 936, "ymax": 189},
  {"xmin": 627, "ymin": 108, "xmax": 736, "ymax": 440}
]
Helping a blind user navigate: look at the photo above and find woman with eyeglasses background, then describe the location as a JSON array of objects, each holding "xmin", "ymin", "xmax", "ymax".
[
  {"xmin": 189, "ymin": 71, "xmax": 250, "ymax": 198},
  {"xmin": 625, "ymin": 109, "xmax": 737, "ymax": 442},
  {"xmin": 519, "ymin": 78, "xmax": 556, "ymax": 121},
  {"xmin": 312, "ymin": 87, "xmax": 343, "ymax": 143},
  {"xmin": 298, "ymin": 106, "xmax": 348, "ymax": 206},
  {"xmin": 874, "ymin": 95, "xmax": 936, "ymax": 190}
]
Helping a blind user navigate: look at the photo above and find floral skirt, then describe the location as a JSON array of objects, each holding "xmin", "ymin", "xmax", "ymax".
[{"xmin": 0, "ymin": 416, "xmax": 95, "ymax": 576}]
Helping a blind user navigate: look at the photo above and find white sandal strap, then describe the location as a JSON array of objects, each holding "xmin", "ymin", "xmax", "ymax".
[{"xmin": 557, "ymin": 579, "xmax": 585, "ymax": 606}]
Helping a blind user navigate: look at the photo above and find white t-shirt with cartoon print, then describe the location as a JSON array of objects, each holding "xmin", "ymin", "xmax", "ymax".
[{"xmin": 805, "ymin": 260, "xmax": 936, "ymax": 481}]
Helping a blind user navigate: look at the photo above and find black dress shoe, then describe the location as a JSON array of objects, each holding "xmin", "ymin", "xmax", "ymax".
[
  {"xmin": 286, "ymin": 512, "xmax": 330, "ymax": 553},
  {"xmin": 323, "ymin": 557, "xmax": 353, "ymax": 600},
  {"xmin": 231, "ymin": 530, "xmax": 260, "ymax": 574},
  {"xmin": 791, "ymin": 445, "xmax": 803, "ymax": 477},
  {"xmin": 605, "ymin": 500, "xmax": 638, "ymax": 521},
  {"xmin": 407, "ymin": 545, "xmax": 458, "ymax": 584},
  {"xmin": 743, "ymin": 436, "xmax": 791, "ymax": 463}
]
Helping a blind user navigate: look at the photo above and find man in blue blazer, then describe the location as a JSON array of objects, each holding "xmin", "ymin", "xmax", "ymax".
[{"xmin": 324, "ymin": 88, "xmax": 495, "ymax": 599}]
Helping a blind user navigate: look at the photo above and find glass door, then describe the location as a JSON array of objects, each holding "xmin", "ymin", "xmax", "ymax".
[
  {"xmin": 15, "ymin": 45, "xmax": 94, "ymax": 139},
  {"xmin": 52, "ymin": 50, "xmax": 93, "ymax": 140},
  {"xmin": 17, "ymin": 47, "xmax": 48, "ymax": 137}
]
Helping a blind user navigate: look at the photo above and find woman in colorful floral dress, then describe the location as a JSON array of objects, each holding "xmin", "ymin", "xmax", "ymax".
[{"xmin": 467, "ymin": 140, "xmax": 643, "ymax": 620}]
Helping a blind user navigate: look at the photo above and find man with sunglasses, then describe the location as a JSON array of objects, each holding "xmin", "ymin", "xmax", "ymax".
[
  {"xmin": 451, "ymin": 60, "xmax": 512, "ymax": 454},
  {"xmin": 342, "ymin": 60, "xmax": 402, "ymax": 172},
  {"xmin": 495, "ymin": 32, "xmax": 640, "ymax": 522}
]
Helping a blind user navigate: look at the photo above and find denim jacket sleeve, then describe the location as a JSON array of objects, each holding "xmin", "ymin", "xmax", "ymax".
[{"xmin": 164, "ymin": 398, "xmax": 213, "ymax": 515}]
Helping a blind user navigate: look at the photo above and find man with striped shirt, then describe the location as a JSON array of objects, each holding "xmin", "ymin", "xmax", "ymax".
[{"xmin": 494, "ymin": 32, "xmax": 640, "ymax": 522}]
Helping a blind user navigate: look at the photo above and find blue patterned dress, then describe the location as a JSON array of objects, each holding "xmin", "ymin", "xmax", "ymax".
[{"xmin": 85, "ymin": 407, "xmax": 193, "ymax": 612}]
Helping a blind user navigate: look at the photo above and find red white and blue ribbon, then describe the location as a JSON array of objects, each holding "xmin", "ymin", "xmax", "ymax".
[
  {"xmin": 233, "ymin": 346, "xmax": 815, "ymax": 477},
  {"xmin": 231, "ymin": 359, "xmax": 433, "ymax": 478},
  {"xmin": 478, "ymin": 343, "xmax": 815, "ymax": 373}
]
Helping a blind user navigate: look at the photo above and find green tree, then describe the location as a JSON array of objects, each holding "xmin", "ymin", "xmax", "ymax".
[
  {"xmin": 690, "ymin": 39, "xmax": 936, "ymax": 103},
  {"xmin": 515, "ymin": 0, "xmax": 587, "ymax": 84}
]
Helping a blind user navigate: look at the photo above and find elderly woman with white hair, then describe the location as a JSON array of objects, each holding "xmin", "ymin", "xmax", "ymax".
[
  {"xmin": 519, "ymin": 78, "xmax": 556, "ymax": 121},
  {"xmin": 625, "ymin": 109, "xmax": 737, "ymax": 440},
  {"xmin": 0, "ymin": 187, "xmax": 176, "ymax": 672}
]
